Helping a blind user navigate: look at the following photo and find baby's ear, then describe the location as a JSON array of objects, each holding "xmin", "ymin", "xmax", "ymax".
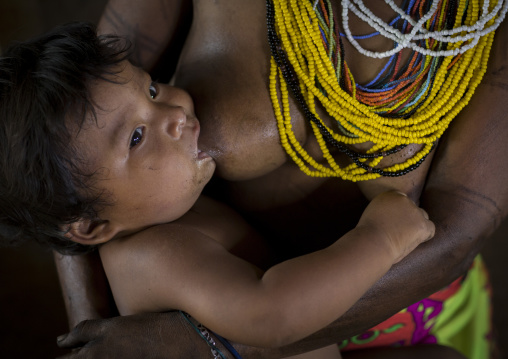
[{"xmin": 63, "ymin": 218, "xmax": 117, "ymax": 245}]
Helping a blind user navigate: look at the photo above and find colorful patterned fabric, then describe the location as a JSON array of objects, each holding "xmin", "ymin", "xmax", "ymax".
[{"xmin": 339, "ymin": 256, "xmax": 492, "ymax": 358}]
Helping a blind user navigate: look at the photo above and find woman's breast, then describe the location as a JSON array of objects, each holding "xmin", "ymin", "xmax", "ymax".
[{"xmin": 172, "ymin": 1, "xmax": 311, "ymax": 181}]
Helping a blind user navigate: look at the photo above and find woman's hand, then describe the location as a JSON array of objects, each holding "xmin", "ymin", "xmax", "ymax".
[{"xmin": 56, "ymin": 312, "xmax": 240, "ymax": 359}]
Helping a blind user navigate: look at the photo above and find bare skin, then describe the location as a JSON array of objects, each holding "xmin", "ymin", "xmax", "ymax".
[
  {"xmin": 55, "ymin": 0, "xmax": 508, "ymax": 358},
  {"xmin": 99, "ymin": 192, "xmax": 432, "ymax": 349},
  {"xmin": 63, "ymin": 62, "xmax": 434, "ymax": 353}
]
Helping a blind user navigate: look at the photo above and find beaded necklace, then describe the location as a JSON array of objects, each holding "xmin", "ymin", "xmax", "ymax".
[{"xmin": 267, "ymin": 0, "xmax": 504, "ymax": 181}]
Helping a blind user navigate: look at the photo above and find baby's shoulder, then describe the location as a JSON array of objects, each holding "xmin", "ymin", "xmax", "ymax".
[
  {"xmin": 107, "ymin": 221, "xmax": 210, "ymax": 260},
  {"xmin": 99, "ymin": 221, "xmax": 221, "ymax": 314},
  {"xmin": 99, "ymin": 223, "xmax": 199, "ymax": 277},
  {"xmin": 101, "ymin": 196, "xmax": 247, "ymax": 264}
]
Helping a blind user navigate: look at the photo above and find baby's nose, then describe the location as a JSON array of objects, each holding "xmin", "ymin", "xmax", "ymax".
[{"xmin": 166, "ymin": 106, "xmax": 187, "ymax": 139}]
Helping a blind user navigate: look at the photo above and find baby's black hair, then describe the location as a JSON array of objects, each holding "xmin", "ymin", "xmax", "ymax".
[{"xmin": 0, "ymin": 22, "xmax": 130, "ymax": 254}]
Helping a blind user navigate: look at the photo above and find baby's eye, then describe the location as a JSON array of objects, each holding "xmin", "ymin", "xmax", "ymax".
[
  {"xmin": 149, "ymin": 81, "xmax": 159, "ymax": 99},
  {"xmin": 130, "ymin": 127, "xmax": 144, "ymax": 148}
]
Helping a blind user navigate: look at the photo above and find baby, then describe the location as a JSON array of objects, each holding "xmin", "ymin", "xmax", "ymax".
[{"xmin": 0, "ymin": 23, "xmax": 434, "ymax": 359}]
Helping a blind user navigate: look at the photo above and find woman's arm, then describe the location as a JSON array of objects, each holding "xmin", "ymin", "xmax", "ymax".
[
  {"xmin": 54, "ymin": 251, "xmax": 116, "ymax": 328},
  {"xmin": 98, "ymin": 0, "xmax": 191, "ymax": 78}
]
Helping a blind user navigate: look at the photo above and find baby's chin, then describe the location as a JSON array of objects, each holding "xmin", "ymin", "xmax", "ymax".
[{"xmin": 198, "ymin": 154, "xmax": 217, "ymax": 181}]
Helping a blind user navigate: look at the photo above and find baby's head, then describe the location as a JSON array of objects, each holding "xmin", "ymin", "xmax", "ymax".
[{"xmin": 0, "ymin": 22, "xmax": 215, "ymax": 254}]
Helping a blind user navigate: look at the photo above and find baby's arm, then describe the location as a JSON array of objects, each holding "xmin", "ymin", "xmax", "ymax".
[{"xmin": 104, "ymin": 191, "xmax": 433, "ymax": 348}]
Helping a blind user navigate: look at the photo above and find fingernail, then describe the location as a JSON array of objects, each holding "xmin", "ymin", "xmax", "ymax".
[{"xmin": 57, "ymin": 334, "xmax": 68, "ymax": 342}]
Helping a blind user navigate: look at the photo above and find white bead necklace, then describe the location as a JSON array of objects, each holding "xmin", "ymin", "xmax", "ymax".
[{"xmin": 340, "ymin": 0, "xmax": 508, "ymax": 58}]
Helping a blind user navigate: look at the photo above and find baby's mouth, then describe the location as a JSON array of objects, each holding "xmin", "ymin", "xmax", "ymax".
[{"xmin": 197, "ymin": 149, "xmax": 212, "ymax": 160}]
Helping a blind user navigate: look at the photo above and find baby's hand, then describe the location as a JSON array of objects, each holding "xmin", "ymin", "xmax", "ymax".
[{"xmin": 357, "ymin": 191, "xmax": 435, "ymax": 264}]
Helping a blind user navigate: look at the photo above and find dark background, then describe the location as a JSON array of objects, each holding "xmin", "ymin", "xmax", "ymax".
[{"xmin": 0, "ymin": 1, "xmax": 507, "ymax": 358}]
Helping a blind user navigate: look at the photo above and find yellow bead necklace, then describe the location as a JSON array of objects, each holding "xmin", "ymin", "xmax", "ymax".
[{"xmin": 267, "ymin": 0, "xmax": 499, "ymax": 181}]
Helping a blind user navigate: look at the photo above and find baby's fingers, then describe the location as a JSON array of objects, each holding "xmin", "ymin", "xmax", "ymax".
[
  {"xmin": 420, "ymin": 213, "xmax": 435, "ymax": 242},
  {"xmin": 421, "ymin": 208, "xmax": 430, "ymax": 220}
]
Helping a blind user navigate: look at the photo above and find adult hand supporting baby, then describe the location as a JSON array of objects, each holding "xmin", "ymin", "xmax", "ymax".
[{"xmin": 56, "ymin": 312, "xmax": 252, "ymax": 359}]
